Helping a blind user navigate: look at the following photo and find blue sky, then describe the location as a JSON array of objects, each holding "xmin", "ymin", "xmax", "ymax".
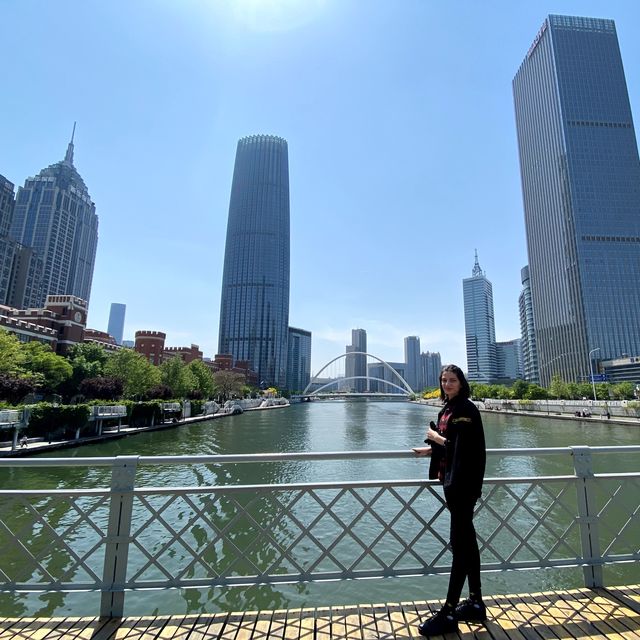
[{"xmin": 2, "ymin": 1, "xmax": 639, "ymax": 376}]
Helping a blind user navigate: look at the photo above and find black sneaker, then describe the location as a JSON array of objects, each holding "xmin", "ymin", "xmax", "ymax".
[
  {"xmin": 455, "ymin": 598, "xmax": 487, "ymax": 622},
  {"xmin": 417, "ymin": 607, "xmax": 458, "ymax": 636}
]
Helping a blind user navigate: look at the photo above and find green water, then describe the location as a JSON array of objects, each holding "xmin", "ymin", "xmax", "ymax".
[{"xmin": 1, "ymin": 401, "xmax": 638, "ymax": 617}]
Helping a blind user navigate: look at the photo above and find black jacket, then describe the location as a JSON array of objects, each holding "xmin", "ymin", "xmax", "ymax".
[{"xmin": 428, "ymin": 396, "xmax": 486, "ymax": 501}]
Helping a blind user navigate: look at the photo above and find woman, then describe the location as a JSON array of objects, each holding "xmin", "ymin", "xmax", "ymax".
[{"xmin": 413, "ymin": 364, "xmax": 487, "ymax": 636}]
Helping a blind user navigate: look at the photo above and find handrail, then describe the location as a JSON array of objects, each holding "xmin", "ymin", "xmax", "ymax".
[
  {"xmin": 0, "ymin": 446, "xmax": 638, "ymax": 619},
  {"xmin": 1, "ymin": 445, "xmax": 640, "ymax": 467}
]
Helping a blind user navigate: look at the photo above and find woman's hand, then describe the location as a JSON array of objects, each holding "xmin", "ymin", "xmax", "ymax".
[
  {"xmin": 426, "ymin": 427, "xmax": 440, "ymax": 442},
  {"xmin": 412, "ymin": 447, "xmax": 432, "ymax": 457}
]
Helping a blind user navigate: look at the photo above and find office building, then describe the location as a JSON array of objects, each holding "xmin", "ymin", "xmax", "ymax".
[
  {"xmin": 286, "ymin": 326, "xmax": 312, "ymax": 393},
  {"xmin": 421, "ymin": 351, "xmax": 442, "ymax": 388},
  {"xmin": 496, "ymin": 339, "xmax": 523, "ymax": 381},
  {"xmin": 0, "ymin": 175, "xmax": 16, "ymax": 304},
  {"xmin": 218, "ymin": 135, "xmax": 290, "ymax": 388},
  {"xmin": 107, "ymin": 302, "xmax": 126, "ymax": 345},
  {"xmin": 463, "ymin": 252, "xmax": 497, "ymax": 382},
  {"xmin": 518, "ymin": 266, "xmax": 539, "ymax": 383},
  {"xmin": 514, "ymin": 15, "xmax": 640, "ymax": 385},
  {"xmin": 0, "ymin": 174, "xmax": 43, "ymax": 309},
  {"xmin": 346, "ymin": 328, "xmax": 367, "ymax": 392},
  {"xmin": 404, "ymin": 336, "xmax": 422, "ymax": 392},
  {"xmin": 368, "ymin": 361, "xmax": 406, "ymax": 394},
  {"xmin": 9, "ymin": 128, "xmax": 98, "ymax": 308}
]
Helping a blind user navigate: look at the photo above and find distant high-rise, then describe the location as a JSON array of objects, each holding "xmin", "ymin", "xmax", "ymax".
[
  {"xmin": 496, "ymin": 339, "xmax": 523, "ymax": 381},
  {"xmin": 0, "ymin": 175, "xmax": 16, "ymax": 304},
  {"xmin": 218, "ymin": 135, "xmax": 290, "ymax": 388},
  {"xmin": 107, "ymin": 302, "xmax": 126, "ymax": 345},
  {"xmin": 0, "ymin": 174, "xmax": 42, "ymax": 308},
  {"xmin": 9, "ymin": 126, "xmax": 99, "ymax": 308},
  {"xmin": 404, "ymin": 336, "xmax": 422, "ymax": 392},
  {"xmin": 286, "ymin": 327, "xmax": 311, "ymax": 393},
  {"xmin": 463, "ymin": 252, "xmax": 497, "ymax": 382},
  {"xmin": 518, "ymin": 266, "xmax": 539, "ymax": 383},
  {"xmin": 421, "ymin": 351, "xmax": 442, "ymax": 389},
  {"xmin": 514, "ymin": 15, "xmax": 640, "ymax": 385},
  {"xmin": 346, "ymin": 328, "xmax": 367, "ymax": 392}
]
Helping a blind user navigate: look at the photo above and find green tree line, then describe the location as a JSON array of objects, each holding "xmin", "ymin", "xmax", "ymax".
[
  {"xmin": 422, "ymin": 374, "xmax": 637, "ymax": 402},
  {"xmin": 0, "ymin": 329, "xmax": 251, "ymax": 406}
]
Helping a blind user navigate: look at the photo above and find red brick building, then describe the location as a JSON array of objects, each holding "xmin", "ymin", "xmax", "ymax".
[
  {"xmin": 164, "ymin": 344, "xmax": 203, "ymax": 364},
  {"xmin": 134, "ymin": 330, "xmax": 167, "ymax": 365}
]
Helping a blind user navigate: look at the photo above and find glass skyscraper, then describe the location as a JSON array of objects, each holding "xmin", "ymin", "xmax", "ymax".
[
  {"xmin": 463, "ymin": 252, "xmax": 497, "ymax": 382},
  {"xmin": 9, "ymin": 129, "xmax": 98, "ymax": 308},
  {"xmin": 404, "ymin": 336, "xmax": 422, "ymax": 392},
  {"xmin": 286, "ymin": 326, "xmax": 312, "ymax": 393},
  {"xmin": 513, "ymin": 15, "xmax": 640, "ymax": 385},
  {"xmin": 518, "ymin": 266, "xmax": 539, "ymax": 383},
  {"xmin": 107, "ymin": 302, "xmax": 126, "ymax": 345},
  {"xmin": 218, "ymin": 135, "xmax": 290, "ymax": 388}
]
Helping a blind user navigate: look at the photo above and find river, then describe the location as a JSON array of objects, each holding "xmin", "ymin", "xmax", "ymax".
[{"xmin": 1, "ymin": 400, "xmax": 638, "ymax": 617}]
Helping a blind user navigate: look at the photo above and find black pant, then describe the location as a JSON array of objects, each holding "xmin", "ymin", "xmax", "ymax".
[{"xmin": 445, "ymin": 496, "xmax": 481, "ymax": 605}]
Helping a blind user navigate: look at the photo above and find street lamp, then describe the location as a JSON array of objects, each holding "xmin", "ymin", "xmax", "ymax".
[{"xmin": 589, "ymin": 347, "xmax": 601, "ymax": 401}]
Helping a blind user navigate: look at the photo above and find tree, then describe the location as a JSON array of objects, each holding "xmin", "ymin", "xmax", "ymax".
[
  {"xmin": 78, "ymin": 376, "xmax": 123, "ymax": 400},
  {"xmin": 187, "ymin": 360, "xmax": 215, "ymax": 399},
  {"xmin": 160, "ymin": 357, "xmax": 196, "ymax": 398},
  {"xmin": 212, "ymin": 370, "xmax": 245, "ymax": 402},
  {"xmin": 0, "ymin": 329, "xmax": 24, "ymax": 376},
  {"xmin": 511, "ymin": 379, "xmax": 529, "ymax": 400},
  {"xmin": 0, "ymin": 374, "xmax": 37, "ymax": 404},
  {"xmin": 549, "ymin": 374, "xmax": 569, "ymax": 400},
  {"xmin": 61, "ymin": 342, "xmax": 111, "ymax": 398},
  {"xmin": 20, "ymin": 341, "xmax": 72, "ymax": 392},
  {"xmin": 525, "ymin": 384, "xmax": 548, "ymax": 400},
  {"xmin": 611, "ymin": 382, "xmax": 635, "ymax": 400},
  {"xmin": 104, "ymin": 349, "xmax": 161, "ymax": 398}
]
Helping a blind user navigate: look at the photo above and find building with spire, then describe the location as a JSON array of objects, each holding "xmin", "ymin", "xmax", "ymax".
[
  {"xmin": 514, "ymin": 15, "xmax": 640, "ymax": 385},
  {"xmin": 463, "ymin": 252, "xmax": 497, "ymax": 382},
  {"xmin": 218, "ymin": 135, "xmax": 290, "ymax": 388},
  {"xmin": 9, "ymin": 125, "xmax": 99, "ymax": 308}
]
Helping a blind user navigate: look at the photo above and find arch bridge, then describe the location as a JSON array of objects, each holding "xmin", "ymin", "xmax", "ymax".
[{"xmin": 300, "ymin": 352, "xmax": 415, "ymax": 399}]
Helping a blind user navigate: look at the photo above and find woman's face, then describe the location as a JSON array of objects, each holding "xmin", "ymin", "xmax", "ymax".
[{"xmin": 441, "ymin": 371, "xmax": 461, "ymax": 399}]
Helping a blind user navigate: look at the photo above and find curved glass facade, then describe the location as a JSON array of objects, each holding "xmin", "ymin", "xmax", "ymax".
[
  {"xmin": 514, "ymin": 15, "xmax": 640, "ymax": 385},
  {"xmin": 218, "ymin": 135, "xmax": 290, "ymax": 387}
]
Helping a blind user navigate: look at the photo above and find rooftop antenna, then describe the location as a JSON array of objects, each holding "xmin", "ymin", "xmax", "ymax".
[
  {"xmin": 64, "ymin": 121, "xmax": 76, "ymax": 165},
  {"xmin": 472, "ymin": 249, "xmax": 484, "ymax": 277}
]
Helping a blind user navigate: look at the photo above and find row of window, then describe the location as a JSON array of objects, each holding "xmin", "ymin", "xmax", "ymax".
[{"xmin": 568, "ymin": 119, "xmax": 631, "ymax": 129}]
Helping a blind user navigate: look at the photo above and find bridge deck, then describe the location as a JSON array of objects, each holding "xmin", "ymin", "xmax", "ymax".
[{"xmin": 1, "ymin": 585, "xmax": 639, "ymax": 639}]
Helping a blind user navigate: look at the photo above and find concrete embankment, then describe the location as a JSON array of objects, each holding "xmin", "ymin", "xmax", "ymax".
[
  {"xmin": 413, "ymin": 398, "xmax": 640, "ymax": 426},
  {"xmin": 0, "ymin": 402, "xmax": 290, "ymax": 457}
]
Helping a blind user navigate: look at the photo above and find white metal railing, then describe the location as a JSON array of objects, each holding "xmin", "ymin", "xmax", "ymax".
[
  {"xmin": 90, "ymin": 405, "xmax": 127, "ymax": 418},
  {"xmin": 0, "ymin": 446, "xmax": 638, "ymax": 618}
]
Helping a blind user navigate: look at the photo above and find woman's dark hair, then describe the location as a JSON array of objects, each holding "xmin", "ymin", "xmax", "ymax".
[{"xmin": 439, "ymin": 364, "xmax": 471, "ymax": 401}]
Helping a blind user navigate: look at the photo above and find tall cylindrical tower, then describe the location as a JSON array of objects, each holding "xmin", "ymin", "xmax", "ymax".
[{"xmin": 218, "ymin": 135, "xmax": 290, "ymax": 388}]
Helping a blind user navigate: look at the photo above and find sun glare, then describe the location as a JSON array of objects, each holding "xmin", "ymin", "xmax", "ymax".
[{"xmin": 232, "ymin": 0, "xmax": 327, "ymax": 32}]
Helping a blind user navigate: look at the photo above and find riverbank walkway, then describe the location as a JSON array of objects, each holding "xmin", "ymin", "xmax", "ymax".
[{"xmin": 2, "ymin": 585, "xmax": 639, "ymax": 639}]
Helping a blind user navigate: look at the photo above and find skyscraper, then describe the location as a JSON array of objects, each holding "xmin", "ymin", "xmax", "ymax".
[
  {"xmin": 107, "ymin": 302, "xmax": 126, "ymax": 345},
  {"xmin": 404, "ymin": 336, "xmax": 422, "ymax": 392},
  {"xmin": 0, "ymin": 175, "xmax": 16, "ymax": 304},
  {"xmin": 0, "ymin": 174, "xmax": 43, "ymax": 308},
  {"xmin": 463, "ymin": 252, "xmax": 497, "ymax": 382},
  {"xmin": 286, "ymin": 326, "xmax": 311, "ymax": 393},
  {"xmin": 218, "ymin": 135, "xmax": 290, "ymax": 388},
  {"xmin": 518, "ymin": 266, "xmax": 539, "ymax": 383},
  {"xmin": 420, "ymin": 351, "xmax": 442, "ymax": 389},
  {"xmin": 9, "ymin": 127, "xmax": 99, "ymax": 307},
  {"xmin": 346, "ymin": 328, "xmax": 367, "ymax": 392},
  {"xmin": 514, "ymin": 15, "xmax": 640, "ymax": 385}
]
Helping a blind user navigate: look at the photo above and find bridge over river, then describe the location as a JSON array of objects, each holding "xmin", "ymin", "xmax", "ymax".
[{"xmin": 0, "ymin": 402, "xmax": 638, "ymax": 637}]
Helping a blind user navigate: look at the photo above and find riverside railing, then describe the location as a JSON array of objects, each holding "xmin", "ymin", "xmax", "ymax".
[{"xmin": 0, "ymin": 446, "xmax": 638, "ymax": 618}]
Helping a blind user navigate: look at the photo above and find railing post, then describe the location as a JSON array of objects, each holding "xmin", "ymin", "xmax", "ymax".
[
  {"xmin": 571, "ymin": 446, "xmax": 603, "ymax": 587},
  {"xmin": 100, "ymin": 455, "xmax": 139, "ymax": 618}
]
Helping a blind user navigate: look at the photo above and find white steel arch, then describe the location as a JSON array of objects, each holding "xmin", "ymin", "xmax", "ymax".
[{"xmin": 302, "ymin": 352, "xmax": 414, "ymax": 395}]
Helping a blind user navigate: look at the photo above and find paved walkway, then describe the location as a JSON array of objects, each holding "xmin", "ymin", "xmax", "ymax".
[{"xmin": 1, "ymin": 585, "xmax": 639, "ymax": 639}]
